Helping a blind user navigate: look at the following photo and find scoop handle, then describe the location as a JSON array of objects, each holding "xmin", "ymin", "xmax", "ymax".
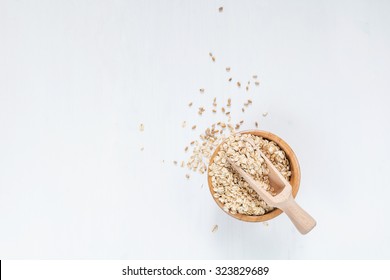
[{"xmin": 280, "ymin": 197, "xmax": 317, "ymax": 234}]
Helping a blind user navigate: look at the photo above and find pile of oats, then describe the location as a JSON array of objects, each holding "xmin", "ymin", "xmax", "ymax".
[
  {"xmin": 186, "ymin": 123, "xmax": 235, "ymax": 175},
  {"xmin": 208, "ymin": 133, "xmax": 291, "ymax": 216}
]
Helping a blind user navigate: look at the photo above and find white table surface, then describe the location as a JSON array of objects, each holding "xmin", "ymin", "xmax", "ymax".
[{"xmin": 1, "ymin": 0, "xmax": 390, "ymax": 259}]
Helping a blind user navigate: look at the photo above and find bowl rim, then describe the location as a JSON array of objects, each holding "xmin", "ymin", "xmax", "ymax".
[{"xmin": 207, "ymin": 130, "xmax": 301, "ymax": 222}]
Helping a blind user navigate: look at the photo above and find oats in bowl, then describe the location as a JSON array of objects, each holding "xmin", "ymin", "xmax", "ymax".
[{"xmin": 208, "ymin": 133, "xmax": 292, "ymax": 216}]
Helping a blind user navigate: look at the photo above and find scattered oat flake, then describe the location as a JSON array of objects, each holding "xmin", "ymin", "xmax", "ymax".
[
  {"xmin": 173, "ymin": 161, "xmax": 178, "ymax": 165},
  {"xmin": 237, "ymin": 82, "xmax": 241, "ymax": 87},
  {"xmin": 190, "ymin": 141, "xmax": 195, "ymax": 145},
  {"xmin": 262, "ymin": 112, "xmax": 268, "ymax": 117},
  {"xmin": 255, "ymin": 81, "xmax": 260, "ymax": 86},
  {"xmin": 209, "ymin": 52, "xmax": 213, "ymax": 57},
  {"xmin": 192, "ymin": 125, "xmax": 197, "ymax": 130},
  {"xmin": 212, "ymin": 224, "xmax": 219, "ymax": 233},
  {"xmin": 221, "ymin": 107, "xmax": 225, "ymax": 113},
  {"xmin": 199, "ymin": 88, "xmax": 205, "ymax": 93},
  {"xmin": 185, "ymin": 174, "xmax": 190, "ymax": 179},
  {"xmin": 139, "ymin": 123, "xmax": 144, "ymax": 132},
  {"xmin": 218, "ymin": 7, "xmax": 223, "ymax": 13},
  {"xmin": 253, "ymin": 75, "xmax": 258, "ymax": 79},
  {"xmin": 226, "ymin": 67, "xmax": 230, "ymax": 72},
  {"xmin": 246, "ymin": 86, "xmax": 249, "ymax": 91},
  {"xmin": 227, "ymin": 98, "xmax": 231, "ymax": 107},
  {"xmin": 181, "ymin": 161, "xmax": 185, "ymax": 168},
  {"xmin": 185, "ymin": 146, "xmax": 189, "ymax": 152},
  {"xmin": 188, "ymin": 102, "xmax": 193, "ymax": 107},
  {"xmin": 182, "ymin": 121, "xmax": 186, "ymax": 128},
  {"xmin": 212, "ymin": 56, "xmax": 216, "ymax": 62},
  {"xmin": 242, "ymin": 108, "xmax": 245, "ymax": 112},
  {"xmin": 255, "ymin": 122, "xmax": 259, "ymax": 128},
  {"xmin": 228, "ymin": 77, "xmax": 232, "ymax": 82},
  {"xmin": 212, "ymin": 109, "xmax": 217, "ymax": 113},
  {"xmin": 263, "ymin": 222, "xmax": 269, "ymax": 227}
]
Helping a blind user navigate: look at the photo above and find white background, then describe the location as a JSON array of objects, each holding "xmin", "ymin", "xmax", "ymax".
[
  {"xmin": 2, "ymin": 260, "xmax": 390, "ymax": 280},
  {"xmin": 0, "ymin": 0, "xmax": 389, "ymax": 259}
]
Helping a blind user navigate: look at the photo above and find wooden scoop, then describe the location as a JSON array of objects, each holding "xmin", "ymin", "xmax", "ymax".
[{"xmin": 227, "ymin": 139, "xmax": 316, "ymax": 234}]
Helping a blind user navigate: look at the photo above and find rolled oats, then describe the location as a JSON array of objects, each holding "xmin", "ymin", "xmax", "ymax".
[
  {"xmin": 208, "ymin": 133, "xmax": 291, "ymax": 216},
  {"xmin": 227, "ymin": 98, "xmax": 231, "ymax": 107}
]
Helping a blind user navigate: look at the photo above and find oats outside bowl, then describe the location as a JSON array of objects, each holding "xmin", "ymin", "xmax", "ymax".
[{"xmin": 207, "ymin": 130, "xmax": 301, "ymax": 222}]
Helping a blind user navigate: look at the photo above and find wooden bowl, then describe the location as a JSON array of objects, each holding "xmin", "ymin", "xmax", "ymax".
[{"xmin": 208, "ymin": 130, "xmax": 301, "ymax": 222}]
